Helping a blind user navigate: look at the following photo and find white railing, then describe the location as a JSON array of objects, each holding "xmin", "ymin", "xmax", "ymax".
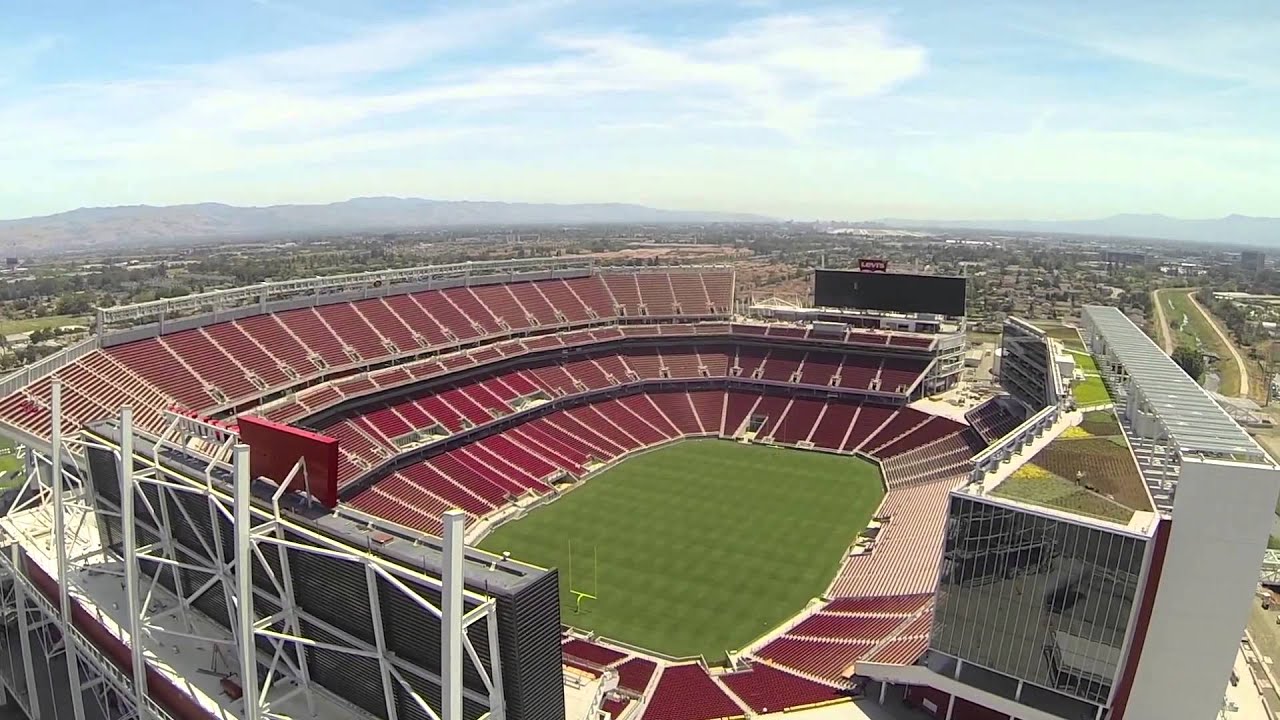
[
  {"xmin": 583, "ymin": 671, "xmax": 614, "ymax": 720},
  {"xmin": 970, "ymin": 404, "xmax": 1060, "ymax": 466},
  {"xmin": 0, "ymin": 336, "xmax": 100, "ymax": 398},
  {"xmin": 0, "ymin": 548, "xmax": 176, "ymax": 720},
  {"xmin": 98, "ymin": 257, "xmax": 601, "ymax": 326}
]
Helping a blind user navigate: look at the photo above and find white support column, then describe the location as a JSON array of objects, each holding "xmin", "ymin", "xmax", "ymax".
[
  {"xmin": 119, "ymin": 406, "xmax": 150, "ymax": 717},
  {"xmin": 234, "ymin": 444, "xmax": 261, "ymax": 720},
  {"xmin": 11, "ymin": 545, "xmax": 41, "ymax": 720},
  {"xmin": 485, "ymin": 604, "xmax": 506, "ymax": 720},
  {"xmin": 50, "ymin": 380, "xmax": 87, "ymax": 720},
  {"xmin": 442, "ymin": 509, "xmax": 466, "ymax": 720}
]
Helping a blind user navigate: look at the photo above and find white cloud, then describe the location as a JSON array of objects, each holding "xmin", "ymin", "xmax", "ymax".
[
  {"xmin": 0, "ymin": 5, "xmax": 928, "ymax": 217},
  {"xmin": 207, "ymin": 3, "xmax": 564, "ymax": 83},
  {"xmin": 1021, "ymin": 9, "xmax": 1280, "ymax": 87},
  {"xmin": 8, "ymin": 2, "xmax": 1274, "ymax": 221}
]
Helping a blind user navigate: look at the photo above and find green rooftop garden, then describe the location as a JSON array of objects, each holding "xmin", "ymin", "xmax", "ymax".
[{"xmin": 993, "ymin": 410, "xmax": 1147, "ymax": 523}]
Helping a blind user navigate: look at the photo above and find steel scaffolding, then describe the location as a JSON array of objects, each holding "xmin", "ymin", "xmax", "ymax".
[{"xmin": 0, "ymin": 381, "xmax": 504, "ymax": 720}]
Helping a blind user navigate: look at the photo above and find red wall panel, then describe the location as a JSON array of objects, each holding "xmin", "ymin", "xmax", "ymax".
[
  {"xmin": 237, "ymin": 414, "xmax": 340, "ymax": 508},
  {"xmin": 1110, "ymin": 516, "xmax": 1172, "ymax": 718}
]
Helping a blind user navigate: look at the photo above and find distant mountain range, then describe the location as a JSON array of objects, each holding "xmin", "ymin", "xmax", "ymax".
[
  {"xmin": 877, "ymin": 213, "xmax": 1280, "ymax": 247},
  {"xmin": 0, "ymin": 197, "xmax": 769, "ymax": 254},
  {"xmin": 4, "ymin": 198, "xmax": 1276, "ymax": 255}
]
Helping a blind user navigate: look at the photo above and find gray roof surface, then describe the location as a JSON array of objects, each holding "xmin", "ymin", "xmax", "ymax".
[{"xmin": 1082, "ymin": 305, "xmax": 1269, "ymax": 461}]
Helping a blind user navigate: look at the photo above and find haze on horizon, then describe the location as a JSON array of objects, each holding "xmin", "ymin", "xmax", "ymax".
[{"xmin": 2, "ymin": 0, "xmax": 1277, "ymax": 222}]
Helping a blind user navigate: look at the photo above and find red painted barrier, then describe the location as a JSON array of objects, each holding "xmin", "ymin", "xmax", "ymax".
[
  {"xmin": 237, "ymin": 414, "xmax": 340, "ymax": 508},
  {"xmin": 22, "ymin": 552, "xmax": 221, "ymax": 720},
  {"xmin": 1110, "ymin": 516, "xmax": 1172, "ymax": 719}
]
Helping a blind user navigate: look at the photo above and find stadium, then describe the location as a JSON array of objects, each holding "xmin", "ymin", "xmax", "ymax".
[{"xmin": 0, "ymin": 257, "xmax": 1273, "ymax": 720}]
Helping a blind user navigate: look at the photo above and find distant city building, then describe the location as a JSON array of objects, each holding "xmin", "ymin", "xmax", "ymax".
[
  {"xmin": 1241, "ymin": 250, "xmax": 1266, "ymax": 273},
  {"xmin": 1104, "ymin": 251, "xmax": 1146, "ymax": 270}
]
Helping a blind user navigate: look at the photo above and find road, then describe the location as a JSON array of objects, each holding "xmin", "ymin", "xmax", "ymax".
[
  {"xmin": 1189, "ymin": 290, "xmax": 1251, "ymax": 398},
  {"xmin": 1152, "ymin": 289, "xmax": 1175, "ymax": 354},
  {"xmin": 1247, "ymin": 603, "xmax": 1280, "ymax": 717}
]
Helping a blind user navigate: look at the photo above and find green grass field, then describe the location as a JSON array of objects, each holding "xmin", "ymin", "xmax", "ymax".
[
  {"xmin": 1033, "ymin": 322, "xmax": 1087, "ymax": 352},
  {"xmin": 1164, "ymin": 289, "xmax": 1241, "ymax": 395},
  {"xmin": 995, "ymin": 408, "xmax": 1146, "ymax": 522},
  {"xmin": 478, "ymin": 440, "xmax": 884, "ymax": 660},
  {"xmin": 0, "ymin": 314, "xmax": 89, "ymax": 336},
  {"xmin": 0, "ymin": 435, "xmax": 22, "ymax": 487},
  {"xmin": 1068, "ymin": 350, "xmax": 1112, "ymax": 406}
]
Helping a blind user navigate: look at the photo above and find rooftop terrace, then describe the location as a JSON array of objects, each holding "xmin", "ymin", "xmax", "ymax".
[
  {"xmin": 991, "ymin": 409, "xmax": 1150, "ymax": 524},
  {"xmin": 1082, "ymin": 305, "xmax": 1269, "ymax": 463}
]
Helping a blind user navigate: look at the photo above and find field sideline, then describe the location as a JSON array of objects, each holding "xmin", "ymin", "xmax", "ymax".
[{"xmin": 478, "ymin": 440, "xmax": 885, "ymax": 660}]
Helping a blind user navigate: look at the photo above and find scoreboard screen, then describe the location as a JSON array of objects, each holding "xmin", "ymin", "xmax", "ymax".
[{"xmin": 814, "ymin": 269, "xmax": 967, "ymax": 316}]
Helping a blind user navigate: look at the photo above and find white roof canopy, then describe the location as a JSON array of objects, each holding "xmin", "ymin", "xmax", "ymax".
[{"xmin": 1082, "ymin": 305, "xmax": 1268, "ymax": 461}]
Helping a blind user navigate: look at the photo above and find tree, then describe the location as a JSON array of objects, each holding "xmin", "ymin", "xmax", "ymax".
[
  {"xmin": 1172, "ymin": 344, "xmax": 1205, "ymax": 382},
  {"xmin": 53, "ymin": 292, "xmax": 93, "ymax": 316}
]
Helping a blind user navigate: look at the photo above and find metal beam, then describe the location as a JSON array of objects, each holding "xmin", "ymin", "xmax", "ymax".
[
  {"xmin": 119, "ymin": 406, "xmax": 151, "ymax": 717},
  {"xmin": 50, "ymin": 380, "xmax": 87, "ymax": 720},
  {"xmin": 485, "ymin": 605, "xmax": 506, "ymax": 720},
  {"xmin": 442, "ymin": 510, "xmax": 465, "ymax": 720},
  {"xmin": 70, "ymin": 426, "xmax": 507, "ymax": 718},
  {"xmin": 234, "ymin": 444, "xmax": 261, "ymax": 719},
  {"xmin": 11, "ymin": 544, "xmax": 41, "ymax": 719},
  {"xmin": 366, "ymin": 564, "xmax": 399, "ymax": 720}
]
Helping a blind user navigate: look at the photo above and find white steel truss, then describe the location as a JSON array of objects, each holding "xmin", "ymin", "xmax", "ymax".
[
  {"xmin": 0, "ymin": 380, "xmax": 173, "ymax": 720},
  {"xmin": 0, "ymin": 381, "xmax": 505, "ymax": 720}
]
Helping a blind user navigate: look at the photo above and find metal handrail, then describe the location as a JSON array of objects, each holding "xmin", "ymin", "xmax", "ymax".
[
  {"xmin": 0, "ymin": 550, "xmax": 176, "ymax": 720},
  {"xmin": 0, "ymin": 336, "xmax": 99, "ymax": 398}
]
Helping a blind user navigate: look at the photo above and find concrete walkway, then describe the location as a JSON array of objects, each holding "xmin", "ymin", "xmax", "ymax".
[{"xmin": 1239, "ymin": 636, "xmax": 1278, "ymax": 719}]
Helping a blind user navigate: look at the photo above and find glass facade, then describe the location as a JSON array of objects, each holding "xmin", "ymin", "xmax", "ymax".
[
  {"xmin": 1000, "ymin": 319, "xmax": 1059, "ymax": 410},
  {"xmin": 930, "ymin": 495, "xmax": 1148, "ymax": 715}
]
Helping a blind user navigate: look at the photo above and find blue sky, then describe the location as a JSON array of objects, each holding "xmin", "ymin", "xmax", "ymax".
[{"xmin": 2, "ymin": 0, "xmax": 1277, "ymax": 221}]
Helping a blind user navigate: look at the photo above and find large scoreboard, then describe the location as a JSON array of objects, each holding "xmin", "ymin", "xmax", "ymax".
[{"xmin": 814, "ymin": 268, "xmax": 967, "ymax": 316}]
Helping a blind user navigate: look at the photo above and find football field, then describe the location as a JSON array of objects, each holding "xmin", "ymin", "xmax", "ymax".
[{"xmin": 478, "ymin": 440, "xmax": 884, "ymax": 660}]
